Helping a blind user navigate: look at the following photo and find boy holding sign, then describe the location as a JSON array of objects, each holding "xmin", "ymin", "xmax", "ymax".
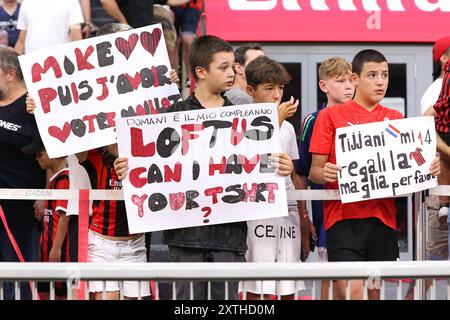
[
  {"xmin": 309, "ymin": 49, "xmax": 440, "ymax": 300},
  {"xmin": 114, "ymin": 35, "xmax": 295, "ymax": 300},
  {"xmin": 297, "ymin": 57, "xmax": 354, "ymax": 300}
]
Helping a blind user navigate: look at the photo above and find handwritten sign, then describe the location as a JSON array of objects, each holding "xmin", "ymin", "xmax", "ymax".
[
  {"xmin": 116, "ymin": 103, "xmax": 288, "ymax": 233},
  {"xmin": 336, "ymin": 116, "xmax": 437, "ymax": 203},
  {"xmin": 19, "ymin": 24, "xmax": 181, "ymax": 158}
]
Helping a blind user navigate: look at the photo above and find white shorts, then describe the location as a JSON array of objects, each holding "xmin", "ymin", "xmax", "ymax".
[
  {"xmin": 239, "ymin": 213, "xmax": 305, "ymax": 296},
  {"xmin": 88, "ymin": 230, "xmax": 150, "ymax": 298}
]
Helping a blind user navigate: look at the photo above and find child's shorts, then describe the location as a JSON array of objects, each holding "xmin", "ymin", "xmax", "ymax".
[{"xmin": 239, "ymin": 215, "xmax": 305, "ymax": 296}]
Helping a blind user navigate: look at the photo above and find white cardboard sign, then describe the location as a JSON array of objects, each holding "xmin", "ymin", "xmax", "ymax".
[
  {"xmin": 116, "ymin": 103, "xmax": 289, "ymax": 233},
  {"xmin": 19, "ymin": 24, "xmax": 181, "ymax": 158},
  {"xmin": 336, "ymin": 116, "xmax": 437, "ymax": 203}
]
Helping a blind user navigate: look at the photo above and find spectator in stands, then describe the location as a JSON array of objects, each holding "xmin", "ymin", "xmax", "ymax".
[
  {"xmin": 98, "ymin": 21, "xmax": 180, "ymax": 265},
  {"xmin": 101, "ymin": 1, "xmax": 179, "ymax": 69},
  {"xmin": 0, "ymin": 0, "xmax": 20, "ymax": 47},
  {"xmin": 94, "ymin": 21, "xmax": 133, "ymax": 36},
  {"xmin": 0, "ymin": 29, "xmax": 7, "ymax": 47},
  {"xmin": 425, "ymin": 60, "xmax": 450, "ymax": 254},
  {"xmin": 224, "ymin": 43, "xmax": 264, "ymax": 105},
  {"xmin": 100, "ymin": 1, "xmax": 199, "ymax": 76},
  {"xmin": 100, "ymin": 0, "xmax": 191, "ymax": 28},
  {"xmin": 309, "ymin": 49, "xmax": 441, "ymax": 300},
  {"xmin": 25, "ymin": 23, "xmax": 151, "ymax": 300},
  {"xmin": 153, "ymin": 3, "xmax": 177, "ymax": 69},
  {"xmin": 405, "ymin": 36, "xmax": 450, "ymax": 300},
  {"xmin": 97, "ymin": 0, "xmax": 196, "ymax": 84},
  {"xmin": 77, "ymin": 144, "xmax": 151, "ymax": 300},
  {"xmin": 296, "ymin": 57, "xmax": 354, "ymax": 299},
  {"xmin": 26, "ymin": 113, "xmax": 151, "ymax": 301},
  {"xmin": 16, "ymin": 0, "xmax": 92, "ymax": 223},
  {"xmin": 100, "ymin": 0, "xmax": 153, "ymax": 28},
  {"xmin": 239, "ymin": 55, "xmax": 304, "ymax": 300},
  {"xmin": 421, "ymin": 37, "xmax": 450, "ymax": 115},
  {"xmin": 26, "ymin": 22, "xmax": 181, "ymax": 298},
  {"xmin": 14, "ymin": 0, "xmax": 84, "ymax": 54},
  {"xmin": 22, "ymin": 139, "xmax": 76, "ymax": 300},
  {"xmin": 0, "ymin": 47, "xmax": 46, "ymax": 300},
  {"xmin": 15, "ymin": 0, "xmax": 86, "ymax": 271},
  {"xmin": 170, "ymin": 0, "xmax": 202, "ymax": 90}
]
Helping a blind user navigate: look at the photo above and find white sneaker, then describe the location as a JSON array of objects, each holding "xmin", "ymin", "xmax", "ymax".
[
  {"xmin": 438, "ymin": 204, "xmax": 449, "ymax": 230},
  {"xmin": 438, "ymin": 205, "xmax": 449, "ymax": 218}
]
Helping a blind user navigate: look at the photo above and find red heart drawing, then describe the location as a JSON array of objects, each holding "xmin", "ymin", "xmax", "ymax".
[
  {"xmin": 140, "ymin": 29, "xmax": 162, "ymax": 56},
  {"xmin": 115, "ymin": 33, "xmax": 139, "ymax": 60},
  {"xmin": 126, "ymin": 72, "xmax": 141, "ymax": 90},
  {"xmin": 48, "ymin": 123, "xmax": 71, "ymax": 143}
]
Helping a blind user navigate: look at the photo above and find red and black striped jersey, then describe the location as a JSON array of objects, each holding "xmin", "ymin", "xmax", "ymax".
[
  {"xmin": 434, "ymin": 62, "xmax": 450, "ymax": 133},
  {"xmin": 81, "ymin": 149, "xmax": 130, "ymax": 237},
  {"xmin": 40, "ymin": 168, "xmax": 71, "ymax": 262}
]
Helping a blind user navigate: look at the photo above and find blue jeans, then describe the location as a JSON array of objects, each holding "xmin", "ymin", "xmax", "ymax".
[{"xmin": 0, "ymin": 225, "xmax": 39, "ymax": 300}]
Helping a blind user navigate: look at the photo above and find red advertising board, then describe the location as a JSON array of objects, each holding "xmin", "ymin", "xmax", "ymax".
[{"xmin": 205, "ymin": 0, "xmax": 450, "ymax": 42}]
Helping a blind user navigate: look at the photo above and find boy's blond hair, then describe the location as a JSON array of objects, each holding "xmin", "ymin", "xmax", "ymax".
[{"xmin": 318, "ymin": 57, "xmax": 352, "ymax": 81}]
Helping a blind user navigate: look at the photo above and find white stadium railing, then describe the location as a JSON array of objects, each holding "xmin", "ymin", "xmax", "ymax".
[
  {"xmin": 1, "ymin": 261, "xmax": 450, "ymax": 300},
  {"xmin": 0, "ymin": 187, "xmax": 449, "ymax": 300}
]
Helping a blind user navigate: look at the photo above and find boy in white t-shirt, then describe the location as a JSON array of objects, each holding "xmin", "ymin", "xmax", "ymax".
[{"xmin": 239, "ymin": 55, "xmax": 305, "ymax": 300}]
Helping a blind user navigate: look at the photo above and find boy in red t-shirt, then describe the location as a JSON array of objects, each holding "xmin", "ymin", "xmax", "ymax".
[
  {"xmin": 309, "ymin": 49, "xmax": 441, "ymax": 300},
  {"xmin": 297, "ymin": 57, "xmax": 354, "ymax": 300}
]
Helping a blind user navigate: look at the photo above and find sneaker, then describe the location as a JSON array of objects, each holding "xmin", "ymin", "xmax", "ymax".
[{"xmin": 438, "ymin": 204, "xmax": 449, "ymax": 230}]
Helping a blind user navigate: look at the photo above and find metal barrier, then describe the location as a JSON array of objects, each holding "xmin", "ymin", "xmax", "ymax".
[{"xmin": 1, "ymin": 186, "xmax": 450, "ymax": 300}]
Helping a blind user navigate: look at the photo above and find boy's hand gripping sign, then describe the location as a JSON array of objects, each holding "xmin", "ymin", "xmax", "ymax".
[
  {"xmin": 19, "ymin": 24, "xmax": 181, "ymax": 158},
  {"xmin": 116, "ymin": 103, "xmax": 289, "ymax": 233},
  {"xmin": 336, "ymin": 116, "xmax": 437, "ymax": 203}
]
